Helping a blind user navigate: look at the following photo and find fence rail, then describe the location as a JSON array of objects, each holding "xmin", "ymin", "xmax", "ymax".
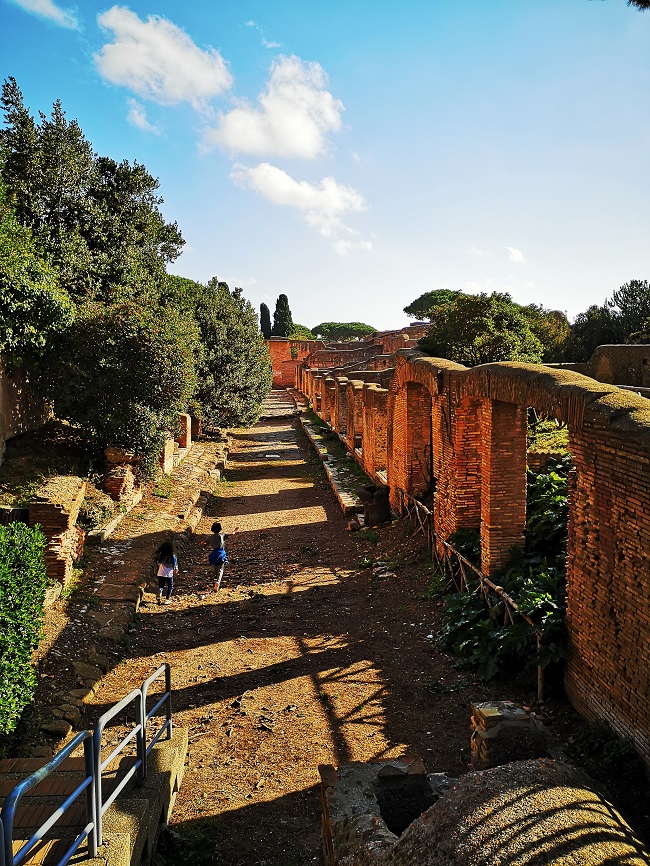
[
  {"xmin": 398, "ymin": 490, "xmax": 545, "ymax": 701},
  {"xmin": 0, "ymin": 662, "xmax": 172, "ymax": 866}
]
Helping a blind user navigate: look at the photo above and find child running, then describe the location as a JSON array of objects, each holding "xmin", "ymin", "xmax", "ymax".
[
  {"xmin": 208, "ymin": 522, "xmax": 233, "ymax": 591},
  {"xmin": 153, "ymin": 540, "xmax": 178, "ymax": 605}
]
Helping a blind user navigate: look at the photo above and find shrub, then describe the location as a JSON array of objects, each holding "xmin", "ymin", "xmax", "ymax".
[
  {"xmin": 38, "ymin": 301, "xmax": 199, "ymax": 478},
  {"xmin": 437, "ymin": 458, "xmax": 570, "ymax": 684},
  {"xmin": 0, "ymin": 522, "xmax": 47, "ymax": 736}
]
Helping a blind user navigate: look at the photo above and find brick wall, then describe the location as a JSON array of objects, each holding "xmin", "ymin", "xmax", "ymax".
[
  {"xmin": 266, "ymin": 338, "xmax": 323, "ymax": 387},
  {"xmin": 588, "ymin": 344, "xmax": 650, "ymax": 387},
  {"xmin": 30, "ymin": 477, "xmax": 86, "ymax": 585},
  {"xmin": 297, "ymin": 346, "xmax": 650, "ymax": 766}
]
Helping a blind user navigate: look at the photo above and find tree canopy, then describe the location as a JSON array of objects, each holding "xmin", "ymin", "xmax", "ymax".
[
  {"xmin": 193, "ymin": 279, "xmax": 272, "ymax": 428},
  {"xmin": 288, "ymin": 324, "xmax": 315, "ymax": 340},
  {"xmin": 418, "ymin": 292, "xmax": 545, "ymax": 366},
  {"xmin": 403, "ymin": 289, "xmax": 460, "ymax": 320},
  {"xmin": 1, "ymin": 78, "xmax": 272, "ymax": 471},
  {"xmin": 0, "ymin": 77, "xmax": 183, "ymax": 304},
  {"xmin": 312, "ymin": 322, "xmax": 376, "ymax": 341},
  {"xmin": 39, "ymin": 301, "xmax": 199, "ymax": 477},
  {"xmin": 0, "ymin": 179, "xmax": 73, "ymax": 366}
]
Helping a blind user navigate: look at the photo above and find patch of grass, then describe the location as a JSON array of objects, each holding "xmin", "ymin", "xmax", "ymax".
[
  {"xmin": 359, "ymin": 529, "xmax": 379, "ymax": 545},
  {"xmin": 60, "ymin": 569, "xmax": 84, "ymax": 600},
  {"xmin": 153, "ymin": 476, "xmax": 174, "ymax": 499}
]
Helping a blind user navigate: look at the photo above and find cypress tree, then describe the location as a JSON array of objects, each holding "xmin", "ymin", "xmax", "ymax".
[
  {"xmin": 260, "ymin": 302, "xmax": 272, "ymax": 339},
  {"xmin": 271, "ymin": 294, "xmax": 294, "ymax": 337}
]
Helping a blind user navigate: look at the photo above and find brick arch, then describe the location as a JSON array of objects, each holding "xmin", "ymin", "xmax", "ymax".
[
  {"xmin": 387, "ymin": 352, "xmax": 462, "ymax": 509},
  {"xmin": 299, "ymin": 346, "xmax": 650, "ymax": 769}
]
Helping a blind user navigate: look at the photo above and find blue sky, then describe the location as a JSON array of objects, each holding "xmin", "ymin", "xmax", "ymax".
[{"xmin": 2, "ymin": 0, "xmax": 650, "ymax": 330}]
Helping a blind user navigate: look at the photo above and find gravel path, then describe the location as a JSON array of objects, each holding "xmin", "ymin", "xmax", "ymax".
[{"xmin": 84, "ymin": 391, "xmax": 486, "ymax": 866}]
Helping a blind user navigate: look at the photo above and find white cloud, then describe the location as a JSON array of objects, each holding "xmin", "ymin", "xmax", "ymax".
[
  {"xmin": 469, "ymin": 245, "xmax": 488, "ymax": 258},
  {"xmin": 126, "ymin": 98, "xmax": 160, "ymax": 134},
  {"xmin": 263, "ymin": 39, "xmax": 281, "ymax": 49},
  {"xmin": 506, "ymin": 246, "xmax": 525, "ymax": 263},
  {"xmin": 95, "ymin": 6, "xmax": 232, "ymax": 110},
  {"xmin": 231, "ymin": 162, "xmax": 371, "ymax": 255},
  {"xmin": 9, "ymin": 0, "xmax": 78, "ymax": 29},
  {"xmin": 203, "ymin": 55, "xmax": 344, "ymax": 158}
]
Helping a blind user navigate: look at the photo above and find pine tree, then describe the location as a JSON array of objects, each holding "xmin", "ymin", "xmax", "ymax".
[
  {"xmin": 260, "ymin": 302, "xmax": 272, "ymax": 339},
  {"xmin": 271, "ymin": 294, "xmax": 294, "ymax": 337}
]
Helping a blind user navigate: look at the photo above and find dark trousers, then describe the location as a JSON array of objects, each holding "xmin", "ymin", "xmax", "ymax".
[{"xmin": 158, "ymin": 574, "xmax": 173, "ymax": 599}]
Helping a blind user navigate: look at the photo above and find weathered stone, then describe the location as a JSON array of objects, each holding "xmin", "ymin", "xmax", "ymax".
[
  {"xmin": 29, "ymin": 745, "xmax": 54, "ymax": 759},
  {"xmin": 40, "ymin": 719, "xmax": 72, "ymax": 738},
  {"xmin": 73, "ymin": 661, "xmax": 104, "ymax": 681}
]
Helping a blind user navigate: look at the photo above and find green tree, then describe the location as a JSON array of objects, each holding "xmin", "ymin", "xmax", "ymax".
[
  {"xmin": 260, "ymin": 302, "xmax": 272, "ymax": 339},
  {"xmin": 312, "ymin": 322, "xmax": 376, "ymax": 340},
  {"xmin": 0, "ymin": 78, "xmax": 183, "ymax": 304},
  {"xmin": 288, "ymin": 323, "xmax": 315, "ymax": 339},
  {"xmin": 39, "ymin": 301, "xmax": 198, "ymax": 477},
  {"xmin": 610, "ymin": 279, "xmax": 650, "ymax": 338},
  {"xmin": 271, "ymin": 293, "xmax": 294, "ymax": 337},
  {"xmin": 419, "ymin": 292, "xmax": 544, "ymax": 366},
  {"xmin": 0, "ymin": 178, "xmax": 73, "ymax": 366},
  {"xmin": 521, "ymin": 305, "xmax": 571, "ymax": 362},
  {"xmin": 403, "ymin": 289, "xmax": 460, "ymax": 320},
  {"xmin": 193, "ymin": 280, "xmax": 272, "ymax": 427},
  {"xmin": 564, "ymin": 304, "xmax": 623, "ymax": 362}
]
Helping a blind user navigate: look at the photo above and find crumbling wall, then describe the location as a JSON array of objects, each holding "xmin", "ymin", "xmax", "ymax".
[
  {"xmin": 30, "ymin": 476, "xmax": 86, "ymax": 585},
  {"xmin": 266, "ymin": 338, "xmax": 323, "ymax": 387}
]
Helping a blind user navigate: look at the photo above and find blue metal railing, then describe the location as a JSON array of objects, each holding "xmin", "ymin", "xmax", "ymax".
[
  {"xmin": 93, "ymin": 688, "xmax": 145, "ymax": 850},
  {"xmin": 2, "ymin": 731, "xmax": 96, "ymax": 866},
  {"xmin": 0, "ymin": 662, "xmax": 173, "ymax": 865},
  {"xmin": 142, "ymin": 664, "xmax": 173, "ymax": 771}
]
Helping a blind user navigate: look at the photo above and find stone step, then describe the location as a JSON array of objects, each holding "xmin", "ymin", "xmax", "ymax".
[{"xmin": 0, "ymin": 728, "xmax": 188, "ymax": 866}]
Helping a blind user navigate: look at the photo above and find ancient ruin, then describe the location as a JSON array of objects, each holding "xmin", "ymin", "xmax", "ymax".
[{"xmin": 292, "ymin": 329, "xmax": 650, "ymax": 770}]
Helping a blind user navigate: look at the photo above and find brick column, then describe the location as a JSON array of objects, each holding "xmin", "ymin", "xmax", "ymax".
[
  {"xmin": 362, "ymin": 384, "xmax": 388, "ymax": 476},
  {"xmin": 346, "ymin": 381, "xmax": 364, "ymax": 451},
  {"xmin": 334, "ymin": 377, "xmax": 349, "ymax": 435},
  {"xmin": 405, "ymin": 382, "xmax": 433, "ymax": 498},
  {"xmin": 480, "ymin": 399, "xmax": 527, "ymax": 575}
]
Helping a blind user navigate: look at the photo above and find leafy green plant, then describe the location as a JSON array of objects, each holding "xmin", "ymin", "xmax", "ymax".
[
  {"xmin": 437, "ymin": 459, "xmax": 570, "ymax": 684},
  {"xmin": 153, "ymin": 475, "xmax": 173, "ymax": 499},
  {"xmin": 0, "ymin": 522, "xmax": 47, "ymax": 737}
]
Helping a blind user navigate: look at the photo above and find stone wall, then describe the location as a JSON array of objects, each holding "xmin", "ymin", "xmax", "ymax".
[
  {"xmin": 588, "ymin": 344, "xmax": 650, "ymax": 386},
  {"xmin": 299, "ymin": 347, "xmax": 650, "ymax": 767},
  {"xmin": 0, "ymin": 364, "xmax": 50, "ymax": 465}
]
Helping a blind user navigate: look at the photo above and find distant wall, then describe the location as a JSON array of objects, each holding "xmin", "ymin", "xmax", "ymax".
[
  {"xmin": 588, "ymin": 344, "xmax": 650, "ymax": 387},
  {"xmin": 0, "ymin": 363, "xmax": 50, "ymax": 464},
  {"xmin": 266, "ymin": 339, "xmax": 323, "ymax": 387}
]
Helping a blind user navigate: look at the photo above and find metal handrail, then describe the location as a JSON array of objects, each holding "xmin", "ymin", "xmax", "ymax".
[
  {"xmin": 142, "ymin": 663, "xmax": 173, "ymax": 771},
  {"xmin": 93, "ymin": 688, "xmax": 145, "ymax": 849},
  {"xmin": 1, "ymin": 731, "xmax": 96, "ymax": 866}
]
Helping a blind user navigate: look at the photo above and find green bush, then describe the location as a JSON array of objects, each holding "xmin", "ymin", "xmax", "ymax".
[
  {"xmin": 437, "ymin": 458, "xmax": 570, "ymax": 683},
  {"xmin": 38, "ymin": 301, "xmax": 199, "ymax": 478},
  {"xmin": 0, "ymin": 522, "xmax": 47, "ymax": 736}
]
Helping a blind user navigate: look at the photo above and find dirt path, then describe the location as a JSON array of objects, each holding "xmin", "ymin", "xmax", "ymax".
[{"xmin": 85, "ymin": 392, "xmax": 488, "ymax": 866}]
